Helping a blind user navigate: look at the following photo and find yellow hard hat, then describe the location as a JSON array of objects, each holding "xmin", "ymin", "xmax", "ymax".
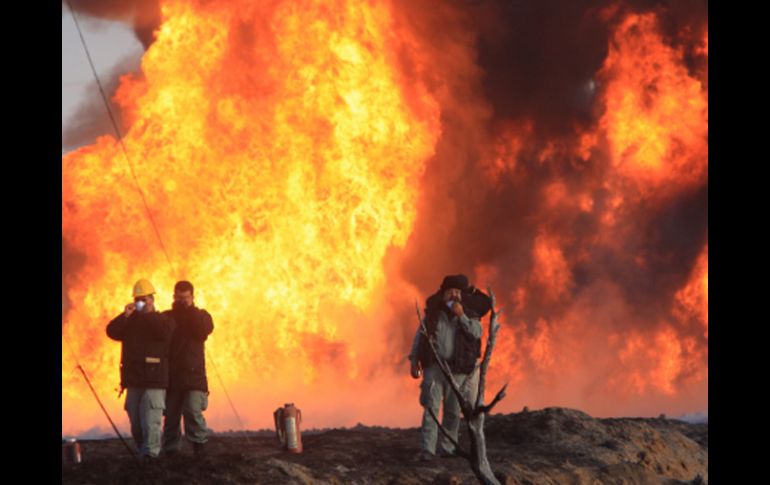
[{"xmin": 132, "ymin": 279, "xmax": 156, "ymax": 298}]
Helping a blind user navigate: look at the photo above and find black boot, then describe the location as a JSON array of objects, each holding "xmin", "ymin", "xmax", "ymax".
[
  {"xmin": 193, "ymin": 442, "xmax": 207, "ymax": 457},
  {"xmin": 163, "ymin": 448, "xmax": 179, "ymax": 458}
]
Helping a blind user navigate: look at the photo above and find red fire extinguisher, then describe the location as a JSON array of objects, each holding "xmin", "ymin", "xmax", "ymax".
[{"xmin": 274, "ymin": 403, "xmax": 303, "ymax": 453}]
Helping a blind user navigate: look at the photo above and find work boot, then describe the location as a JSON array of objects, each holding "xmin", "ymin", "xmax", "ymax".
[
  {"xmin": 193, "ymin": 442, "xmax": 207, "ymax": 458},
  {"xmin": 415, "ymin": 450, "xmax": 435, "ymax": 463},
  {"xmin": 139, "ymin": 454, "xmax": 161, "ymax": 470},
  {"xmin": 438, "ymin": 449, "xmax": 457, "ymax": 458},
  {"xmin": 162, "ymin": 448, "xmax": 180, "ymax": 458}
]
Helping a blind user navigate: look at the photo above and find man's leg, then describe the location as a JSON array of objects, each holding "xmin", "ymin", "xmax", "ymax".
[
  {"xmin": 139, "ymin": 389, "xmax": 166, "ymax": 458},
  {"xmin": 438, "ymin": 372, "xmax": 465, "ymax": 455},
  {"xmin": 124, "ymin": 388, "xmax": 143, "ymax": 452},
  {"xmin": 162, "ymin": 390, "xmax": 184, "ymax": 454},
  {"xmin": 463, "ymin": 367, "xmax": 480, "ymax": 406},
  {"xmin": 419, "ymin": 365, "xmax": 444, "ymax": 455},
  {"xmin": 438, "ymin": 368, "xmax": 479, "ymax": 455},
  {"xmin": 182, "ymin": 391, "xmax": 209, "ymax": 447}
]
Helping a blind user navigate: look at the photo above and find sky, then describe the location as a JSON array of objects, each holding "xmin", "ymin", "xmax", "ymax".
[{"xmin": 61, "ymin": 7, "xmax": 143, "ymax": 153}]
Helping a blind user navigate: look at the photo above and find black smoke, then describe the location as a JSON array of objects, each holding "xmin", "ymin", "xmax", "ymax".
[
  {"xmin": 62, "ymin": 0, "xmax": 161, "ymax": 152},
  {"xmin": 62, "ymin": 0, "xmax": 161, "ymax": 49},
  {"xmin": 393, "ymin": 0, "xmax": 708, "ymax": 348}
]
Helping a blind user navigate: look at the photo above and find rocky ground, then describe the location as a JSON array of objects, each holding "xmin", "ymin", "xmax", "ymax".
[{"xmin": 61, "ymin": 407, "xmax": 707, "ymax": 484}]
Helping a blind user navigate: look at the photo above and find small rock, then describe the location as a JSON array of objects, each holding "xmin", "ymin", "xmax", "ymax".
[
  {"xmin": 335, "ymin": 464, "xmax": 350, "ymax": 474},
  {"xmin": 433, "ymin": 472, "xmax": 461, "ymax": 485},
  {"xmin": 266, "ymin": 458, "xmax": 317, "ymax": 485},
  {"xmin": 600, "ymin": 439, "xmax": 620, "ymax": 450},
  {"xmin": 522, "ymin": 406, "xmax": 529, "ymax": 413},
  {"xmin": 691, "ymin": 474, "xmax": 705, "ymax": 485},
  {"xmin": 494, "ymin": 470, "xmax": 517, "ymax": 485}
]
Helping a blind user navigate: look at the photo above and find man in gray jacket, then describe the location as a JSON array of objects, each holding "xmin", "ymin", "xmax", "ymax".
[{"xmin": 409, "ymin": 274, "xmax": 482, "ymax": 461}]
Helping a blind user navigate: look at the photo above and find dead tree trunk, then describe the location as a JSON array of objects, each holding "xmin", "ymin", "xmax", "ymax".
[{"xmin": 417, "ymin": 288, "xmax": 507, "ymax": 485}]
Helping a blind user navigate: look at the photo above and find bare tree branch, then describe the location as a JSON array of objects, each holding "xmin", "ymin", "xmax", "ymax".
[
  {"xmin": 476, "ymin": 288, "xmax": 500, "ymax": 410},
  {"xmin": 415, "ymin": 301, "xmax": 426, "ymax": 336},
  {"xmin": 476, "ymin": 383, "xmax": 508, "ymax": 417},
  {"xmin": 460, "ymin": 363, "xmax": 480, "ymax": 396}
]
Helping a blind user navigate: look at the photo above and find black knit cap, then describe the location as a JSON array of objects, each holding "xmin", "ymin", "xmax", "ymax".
[{"xmin": 440, "ymin": 274, "xmax": 469, "ymax": 292}]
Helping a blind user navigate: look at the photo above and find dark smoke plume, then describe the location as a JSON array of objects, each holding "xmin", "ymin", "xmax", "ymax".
[
  {"xmin": 63, "ymin": 0, "xmax": 161, "ymax": 49},
  {"xmin": 391, "ymin": 0, "xmax": 708, "ymax": 400}
]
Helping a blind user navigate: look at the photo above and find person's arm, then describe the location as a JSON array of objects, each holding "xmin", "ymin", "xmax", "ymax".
[
  {"xmin": 452, "ymin": 303, "xmax": 482, "ymax": 339},
  {"xmin": 408, "ymin": 320, "xmax": 424, "ymax": 378},
  {"xmin": 147, "ymin": 312, "xmax": 175, "ymax": 341},
  {"xmin": 408, "ymin": 326, "xmax": 422, "ymax": 364},
  {"xmin": 106, "ymin": 311, "xmax": 131, "ymax": 341},
  {"xmin": 189, "ymin": 310, "xmax": 214, "ymax": 341}
]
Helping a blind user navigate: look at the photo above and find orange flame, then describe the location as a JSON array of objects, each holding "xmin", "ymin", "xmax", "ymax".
[
  {"xmin": 598, "ymin": 13, "xmax": 707, "ymax": 194},
  {"xmin": 674, "ymin": 245, "xmax": 708, "ymax": 338},
  {"xmin": 608, "ymin": 324, "xmax": 705, "ymax": 397},
  {"xmin": 63, "ymin": 3, "xmax": 708, "ymax": 435},
  {"xmin": 481, "ymin": 121, "xmax": 533, "ymax": 184},
  {"xmin": 470, "ymin": 10, "xmax": 707, "ymax": 416},
  {"xmin": 532, "ymin": 232, "xmax": 573, "ymax": 302}
]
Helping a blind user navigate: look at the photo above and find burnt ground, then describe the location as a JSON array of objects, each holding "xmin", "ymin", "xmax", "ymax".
[{"xmin": 62, "ymin": 407, "xmax": 707, "ymax": 484}]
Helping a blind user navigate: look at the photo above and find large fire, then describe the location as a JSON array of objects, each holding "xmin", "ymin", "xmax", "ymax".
[
  {"xmin": 475, "ymin": 7, "xmax": 707, "ymax": 416},
  {"xmin": 63, "ymin": 0, "xmax": 440, "ymax": 434},
  {"xmin": 63, "ymin": 0, "xmax": 707, "ymax": 437}
]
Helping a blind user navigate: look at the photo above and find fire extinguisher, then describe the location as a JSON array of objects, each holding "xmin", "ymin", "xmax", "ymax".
[{"xmin": 274, "ymin": 403, "xmax": 303, "ymax": 453}]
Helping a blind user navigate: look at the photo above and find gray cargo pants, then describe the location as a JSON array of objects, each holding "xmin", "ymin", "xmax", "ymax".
[
  {"xmin": 124, "ymin": 388, "xmax": 166, "ymax": 457},
  {"xmin": 419, "ymin": 364, "xmax": 479, "ymax": 455},
  {"xmin": 162, "ymin": 390, "xmax": 209, "ymax": 451}
]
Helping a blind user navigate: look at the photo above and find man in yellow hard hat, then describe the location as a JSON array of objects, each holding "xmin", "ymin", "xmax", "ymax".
[{"xmin": 106, "ymin": 279, "xmax": 175, "ymax": 460}]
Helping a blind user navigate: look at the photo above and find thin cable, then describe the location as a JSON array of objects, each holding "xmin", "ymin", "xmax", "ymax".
[
  {"xmin": 63, "ymin": 333, "xmax": 139, "ymax": 461},
  {"xmin": 208, "ymin": 353, "xmax": 250, "ymax": 434}
]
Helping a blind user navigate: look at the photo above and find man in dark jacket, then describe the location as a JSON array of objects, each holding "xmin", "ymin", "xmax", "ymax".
[
  {"xmin": 106, "ymin": 279, "xmax": 175, "ymax": 459},
  {"xmin": 161, "ymin": 280, "xmax": 214, "ymax": 457},
  {"xmin": 408, "ymin": 274, "xmax": 482, "ymax": 461}
]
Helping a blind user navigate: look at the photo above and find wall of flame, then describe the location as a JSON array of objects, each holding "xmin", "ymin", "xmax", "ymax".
[{"xmin": 63, "ymin": 0, "xmax": 707, "ymax": 436}]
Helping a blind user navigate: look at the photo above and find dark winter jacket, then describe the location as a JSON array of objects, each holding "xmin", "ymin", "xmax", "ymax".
[
  {"xmin": 162, "ymin": 306, "xmax": 214, "ymax": 392},
  {"xmin": 416, "ymin": 295, "xmax": 482, "ymax": 374},
  {"xmin": 106, "ymin": 310, "xmax": 175, "ymax": 389}
]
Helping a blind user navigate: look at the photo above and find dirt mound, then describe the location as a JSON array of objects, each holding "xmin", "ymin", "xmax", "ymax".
[{"xmin": 62, "ymin": 408, "xmax": 707, "ymax": 484}]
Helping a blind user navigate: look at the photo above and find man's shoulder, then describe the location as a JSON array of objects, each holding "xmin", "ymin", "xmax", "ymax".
[
  {"xmin": 425, "ymin": 292, "xmax": 442, "ymax": 310},
  {"xmin": 190, "ymin": 307, "xmax": 212, "ymax": 320},
  {"xmin": 109, "ymin": 312, "xmax": 126, "ymax": 322},
  {"xmin": 153, "ymin": 310, "xmax": 175, "ymax": 323}
]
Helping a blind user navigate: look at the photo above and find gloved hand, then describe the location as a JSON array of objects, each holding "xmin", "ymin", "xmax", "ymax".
[
  {"xmin": 410, "ymin": 361, "xmax": 422, "ymax": 379},
  {"xmin": 124, "ymin": 302, "xmax": 136, "ymax": 318},
  {"xmin": 451, "ymin": 301, "xmax": 465, "ymax": 317}
]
